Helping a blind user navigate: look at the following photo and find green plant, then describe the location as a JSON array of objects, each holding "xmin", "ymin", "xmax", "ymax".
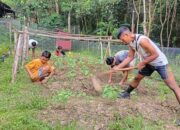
[
  {"xmin": 53, "ymin": 89, "xmax": 74, "ymax": 103},
  {"xmin": 102, "ymin": 85, "xmax": 121, "ymax": 99}
]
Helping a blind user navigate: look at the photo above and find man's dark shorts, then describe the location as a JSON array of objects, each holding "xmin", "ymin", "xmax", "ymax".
[{"xmin": 139, "ymin": 64, "xmax": 168, "ymax": 80}]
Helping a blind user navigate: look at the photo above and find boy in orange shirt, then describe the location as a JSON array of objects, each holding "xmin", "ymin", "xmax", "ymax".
[{"xmin": 25, "ymin": 50, "xmax": 55, "ymax": 83}]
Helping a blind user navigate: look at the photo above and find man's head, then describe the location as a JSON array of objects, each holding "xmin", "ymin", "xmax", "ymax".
[
  {"xmin": 106, "ymin": 57, "xmax": 115, "ymax": 67},
  {"xmin": 32, "ymin": 41, "xmax": 37, "ymax": 47},
  {"xmin": 41, "ymin": 51, "xmax": 51, "ymax": 64},
  {"xmin": 117, "ymin": 26, "xmax": 134, "ymax": 44}
]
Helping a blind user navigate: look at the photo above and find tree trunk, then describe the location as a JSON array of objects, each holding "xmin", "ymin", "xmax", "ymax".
[
  {"xmin": 143, "ymin": 0, "xmax": 147, "ymax": 35},
  {"xmin": 68, "ymin": 11, "xmax": 71, "ymax": 33},
  {"xmin": 147, "ymin": 0, "xmax": 152, "ymax": 37},
  {"xmin": 133, "ymin": 0, "xmax": 141, "ymax": 33},
  {"xmin": 167, "ymin": 0, "xmax": 177, "ymax": 47},
  {"xmin": 160, "ymin": 0, "xmax": 168, "ymax": 48},
  {"xmin": 55, "ymin": 0, "xmax": 59, "ymax": 14},
  {"xmin": 131, "ymin": 10, "xmax": 135, "ymax": 33}
]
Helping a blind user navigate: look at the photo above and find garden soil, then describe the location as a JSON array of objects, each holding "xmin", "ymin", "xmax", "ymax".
[{"xmin": 38, "ymin": 66, "xmax": 180, "ymax": 130}]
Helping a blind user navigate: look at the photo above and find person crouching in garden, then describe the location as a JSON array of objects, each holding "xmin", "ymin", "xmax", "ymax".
[
  {"xmin": 25, "ymin": 50, "xmax": 55, "ymax": 84},
  {"xmin": 55, "ymin": 46, "xmax": 66, "ymax": 57},
  {"xmin": 106, "ymin": 50, "xmax": 135, "ymax": 85}
]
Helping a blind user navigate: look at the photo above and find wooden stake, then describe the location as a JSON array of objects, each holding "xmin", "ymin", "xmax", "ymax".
[
  {"xmin": 12, "ymin": 34, "xmax": 23, "ymax": 83},
  {"xmin": 22, "ymin": 26, "xmax": 28, "ymax": 65},
  {"xmin": 100, "ymin": 39, "xmax": 103, "ymax": 63}
]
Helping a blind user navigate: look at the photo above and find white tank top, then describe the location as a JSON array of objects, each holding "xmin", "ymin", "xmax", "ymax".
[
  {"xmin": 129, "ymin": 34, "xmax": 168, "ymax": 66},
  {"xmin": 29, "ymin": 39, "xmax": 38, "ymax": 49}
]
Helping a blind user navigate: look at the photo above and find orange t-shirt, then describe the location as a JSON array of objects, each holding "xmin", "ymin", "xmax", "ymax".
[{"xmin": 25, "ymin": 59, "xmax": 55, "ymax": 80}]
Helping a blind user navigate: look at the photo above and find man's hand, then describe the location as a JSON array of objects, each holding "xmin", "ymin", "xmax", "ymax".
[{"xmin": 137, "ymin": 62, "xmax": 145, "ymax": 70}]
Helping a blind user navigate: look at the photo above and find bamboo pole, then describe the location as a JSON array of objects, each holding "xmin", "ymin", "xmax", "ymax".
[
  {"xmin": 103, "ymin": 36, "xmax": 112, "ymax": 63},
  {"xmin": 12, "ymin": 34, "xmax": 23, "ymax": 83},
  {"xmin": 108, "ymin": 36, "xmax": 112, "ymax": 56},
  {"xmin": 22, "ymin": 26, "xmax": 28, "ymax": 65},
  {"xmin": 9, "ymin": 22, "xmax": 12, "ymax": 54},
  {"xmin": 13, "ymin": 31, "xmax": 18, "ymax": 54},
  {"xmin": 17, "ymin": 31, "xmax": 121, "ymax": 43},
  {"xmin": 28, "ymin": 28, "xmax": 110, "ymax": 38},
  {"xmin": 100, "ymin": 38, "xmax": 103, "ymax": 64},
  {"xmin": 26, "ymin": 30, "xmax": 29, "ymax": 58}
]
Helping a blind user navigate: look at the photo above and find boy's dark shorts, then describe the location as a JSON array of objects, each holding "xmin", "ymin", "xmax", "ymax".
[{"xmin": 139, "ymin": 64, "xmax": 168, "ymax": 80}]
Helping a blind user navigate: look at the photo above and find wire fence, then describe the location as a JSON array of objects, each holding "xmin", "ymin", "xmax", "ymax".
[
  {"xmin": 0, "ymin": 19, "xmax": 180, "ymax": 66},
  {"xmin": 72, "ymin": 40, "xmax": 180, "ymax": 65}
]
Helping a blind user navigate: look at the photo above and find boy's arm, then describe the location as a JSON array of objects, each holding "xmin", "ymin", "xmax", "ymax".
[
  {"xmin": 41, "ymin": 66, "xmax": 55, "ymax": 83},
  {"xmin": 25, "ymin": 64, "xmax": 34, "ymax": 79}
]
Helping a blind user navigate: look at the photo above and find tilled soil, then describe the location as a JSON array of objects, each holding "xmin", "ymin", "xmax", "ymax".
[{"xmin": 38, "ymin": 67, "xmax": 180, "ymax": 130}]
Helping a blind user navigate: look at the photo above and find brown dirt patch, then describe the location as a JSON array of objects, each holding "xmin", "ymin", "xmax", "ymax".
[{"xmin": 38, "ymin": 66, "xmax": 180, "ymax": 130}]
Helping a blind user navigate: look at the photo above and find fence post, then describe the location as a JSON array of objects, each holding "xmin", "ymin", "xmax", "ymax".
[
  {"xmin": 108, "ymin": 36, "xmax": 112, "ymax": 56},
  {"xmin": 12, "ymin": 34, "xmax": 23, "ymax": 83},
  {"xmin": 14, "ymin": 31, "xmax": 19, "ymax": 54},
  {"xmin": 22, "ymin": 26, "xmax": 28, "ymax": 65},
  {"xmin": 9, "ymin": 22, "xmax": 12, "ymax": 54},
  {"xmin": 100, "ymin": 38, "xmax": 103, "ymax": 63}
]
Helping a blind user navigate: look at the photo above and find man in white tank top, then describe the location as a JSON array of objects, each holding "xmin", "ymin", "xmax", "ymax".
[
  {"xmin": 29, "ymin": 39, "xmax": 38, "ymax": 58},
  {"xmin": 112, "ymin": 26, "xmax": 180, "ymax": 106}
]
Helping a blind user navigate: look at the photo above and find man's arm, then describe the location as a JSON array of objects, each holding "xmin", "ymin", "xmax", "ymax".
[
  {"xmin": 137, "ymin": 38, "xmax": 159, "ymax": 70},
  {"xmin": 113, "ymin": 47, "xmax": 135, "ymax": 71}
]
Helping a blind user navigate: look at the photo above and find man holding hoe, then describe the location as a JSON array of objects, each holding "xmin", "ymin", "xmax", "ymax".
[{"xmin": 112, "ymin": 26, "xmax": 180, "ymax": 125}]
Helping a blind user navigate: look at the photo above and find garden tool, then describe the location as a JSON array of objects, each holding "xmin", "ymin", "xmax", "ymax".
[{"xmin": 91, "ymin": 66, "xmax": 137, "ymax": 93}]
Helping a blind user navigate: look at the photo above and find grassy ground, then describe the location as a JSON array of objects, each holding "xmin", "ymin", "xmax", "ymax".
[{"xmin": 0, "ymin": 51, "xmax": 179, "ymax": 130}]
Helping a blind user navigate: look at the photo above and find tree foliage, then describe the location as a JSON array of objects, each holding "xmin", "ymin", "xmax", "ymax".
[{"xmin": 2, "ymin": 0, "xmax": 180, "ymax": 47}]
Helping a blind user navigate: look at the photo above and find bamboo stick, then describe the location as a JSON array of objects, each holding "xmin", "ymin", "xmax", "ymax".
[
  {"xmin": 22, "ymin": 26, "xmax": 28, "ymax": 65},
  {"xmin": 12, "ymin": 34, "xmax": 23, "ymax": 83},
  {"xmin": 17, "ymin": 31, "xmax": 121, "ymax": 43}
]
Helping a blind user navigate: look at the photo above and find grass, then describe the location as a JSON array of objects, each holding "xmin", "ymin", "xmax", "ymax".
[
  {"xmin": 0, "ymin": 54, "xmax": 83, "ymax": 130},
  {"xmin": 108, "ymin": 114, "xmax": 164, "ymax": 130},
  {"xmin": 0, "ymin": 50, "xmax": 179, "ymax": 130},
  {"xmin": 0, "ymin": 57, "xmax": 51, "ymax": 130}
]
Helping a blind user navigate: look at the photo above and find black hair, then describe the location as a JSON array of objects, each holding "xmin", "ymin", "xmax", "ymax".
[
  {"xmin": 117, "ymin": 26, "xmax": 130, "ymax": 39},
  {"xmin": 106, "ymin": 57, "xmax": 114, "ymax": 65},
  {"xmin": 42, "ymin": 50, "xmax": 51, "ymax": 59},
  {"xmin": 32, "ymin": 41, "xmax": 37, "ymax": 47},
  {"xmin": 57, "ymin": 46, "xmax": 63, "ymax": 50}
]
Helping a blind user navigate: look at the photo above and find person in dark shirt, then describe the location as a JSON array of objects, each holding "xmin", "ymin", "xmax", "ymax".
[{"xmin": 55, "ymin": 46, "xmax": 65, "ymax": 57}]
